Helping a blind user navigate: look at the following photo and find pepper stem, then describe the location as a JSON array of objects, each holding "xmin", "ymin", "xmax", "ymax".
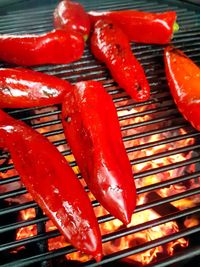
[{"xmin": 173, "ymin": 22, "xmax": 179, "ymax": 33}]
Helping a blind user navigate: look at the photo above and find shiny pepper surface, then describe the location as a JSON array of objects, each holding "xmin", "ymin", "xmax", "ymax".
[
  {"xmin": 164, "ymin": 46, "xmax": 200, "ymax": 131},
  {"xmin": 0, "ymin": 29, "xmax": 84, "ymax": 66},
  {"xmin": 0, "ymin": 110, "xmax": 102, "ymax": 261},
  {"xmin": 90, "ymin": 19, "xmax": 150, "ymax": 102},
  {"xmin": 54, "ymin": 0, "xmax": 91, "ymax": 40},
  {"xmin": 0, "ymin": 68, "xmax": 72, "ymax": 108},
  {"xmin": 62, "ymin": 81, "xmax": 137, "ymax": 225},
  {"xmin": 89, "ymin": 10, "xmax": 177, "ymax": 44}
]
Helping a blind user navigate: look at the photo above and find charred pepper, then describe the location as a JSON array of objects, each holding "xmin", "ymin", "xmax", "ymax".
[
  {"xmin": 62, "ymin": 81, "xmax": 137, "ymax": 225},
  {"xmin": 89, "ymin": 10, "xmax": 178, "ymax": 44},
  {"xmin": 0, "ymin": 68, "xmax": 73, "ymax": 108},
  {"xmin": 0, "ymin": 29, "xmax": 84, "ymax": 66},
  {"xmin": 0, "ymin": 110, "xmax": 102, "ymax": 261},
  {"xmin": 164, "ymin": 46, "xmax": 200, "ymax": 131},
  {"xmin": 90, "ymin": 19, "xmax": 150, "ymax": 102},
  {"xmin": 54, "ymin": 0, "xmax": 91, "ymax": 40}
]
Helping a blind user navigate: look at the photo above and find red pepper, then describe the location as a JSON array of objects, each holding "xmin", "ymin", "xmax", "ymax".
[
  {"xmin": 0, "ymin": 109, "xmax": 102, "ymax": 261},
  {"xmin": 90, "ymin": 19, "xmax": 150, "ymax": 102},
  {"xmin": 0, "ymin": 29, "xmax": 84, "ymax": 66},
  {"xmin": 164, "ymin": 46, "xmax": 200, "ymax": 131},
  {"xmin": 62, "ymin": 81, "xmax": 136, "ymax": 225},
  {"xmin": 0, "ymin": 68, "xmax": 73, "ymax": 108},
  {"xmin": 89, "ymin": 10, "xmax": 178, "ymax": 44},
  {"xmin": 54, "ymin": 0, "xmax": 91, "ymax": 41}
]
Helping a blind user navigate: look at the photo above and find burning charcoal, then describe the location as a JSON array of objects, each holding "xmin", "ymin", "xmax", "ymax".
[
  {"xmin": 0, "ymin": 199, "xmax": 19, "ymax": 263},
  {"xmin": 146, "ymin": 192, "xmax": 185, "ymax": 230}
]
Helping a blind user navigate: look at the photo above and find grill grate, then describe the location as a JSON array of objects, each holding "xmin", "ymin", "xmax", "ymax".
[{"xmin": 0, "ymin": 0, "xmax": 200, "ymax": 266}]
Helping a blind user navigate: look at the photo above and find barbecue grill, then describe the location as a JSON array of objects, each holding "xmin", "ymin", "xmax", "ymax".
[{"xmin": 0, "ymin": 0, "xmax": 200, "ymax": 266}]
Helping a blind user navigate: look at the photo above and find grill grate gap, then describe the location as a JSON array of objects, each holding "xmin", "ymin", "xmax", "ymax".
[{"xmin": 0, "ymin": 0, "xmax": 200, "ymax": 267}]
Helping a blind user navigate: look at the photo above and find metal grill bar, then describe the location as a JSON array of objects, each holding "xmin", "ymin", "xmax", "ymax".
[
  {"xmin": 1, "ymin": 169, "xmax": 200, "ymax": 218},
  {"xmin": 146, "ymin": 246, "xmax": 200, "ymax": 267},
  {"xmin": 82, "ymin": 226, "xmax": 200, "ymax": 267},
  {"xmin": 2, "ymin": 224, "xmax": 200, "ymax": 267},
  {"xmin": 0, "ymin": 205, "xmax": 200, "ymax": 255},
  {"xmin": 0, "ymin": 0, "xmax": 200, "ymax": 267},
  {"xmin": 1, "ymin": 186, "xmax": 200, "ymax": 237}
]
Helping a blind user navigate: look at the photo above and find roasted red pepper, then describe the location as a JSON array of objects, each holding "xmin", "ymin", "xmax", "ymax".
[
  {"xmin": 62, "ymin": 81, "xmax": 136, "ymax": 225},
  {"xmin": 0, "ymin": 29, "xmax": 84, "ymax": 66},
  {"xmin": 90, "ymin": 19, "xmax": 150, "ymax": 102},
  {"xmin": 0, "ymin": 68, "xmax": 73, "ymax": 108},
  {"xmin": 0, "ymin": 110, "xmax": 102, "ymax": 260},
  {"xmin": 89, "ymin": 10, "xmax": 178, "ymax": 44},
  {"xmin": 164, "ymin": 46, "xmax": 200, "ymax": 131},
  {"xmin": 54, "ymin": 0, "xmax": 91, "ymax": 40}
]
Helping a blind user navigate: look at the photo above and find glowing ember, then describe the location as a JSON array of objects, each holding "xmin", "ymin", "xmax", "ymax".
[
  {"xmin": 5, "ymin": 105, "xmax": 200, "ymax": 265},
  {"xmin": 16, "ymin": 203, "xmax": 37, "ymax": 241}
]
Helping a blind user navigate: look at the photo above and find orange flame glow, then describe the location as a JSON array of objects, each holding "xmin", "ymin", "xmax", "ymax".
[{"xmin": 11, "ymin": 105, "xmax": 200, "ymax": 265}]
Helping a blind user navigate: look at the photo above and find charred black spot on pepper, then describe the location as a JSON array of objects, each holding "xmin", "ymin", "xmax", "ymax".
[
  {"xmin": 2, "ymin": 87, "xmax": 12, "ymax": 95},
  {"xmin": 107, "ymin": 23, "xmax": 113, "ymax": 29},
  {"xmin": 114, "ymin": 43, "xmax": 123, "ymax": 56},
  {"xmin": 135, "ymin": 83, "xmax": 142, "ymax": 92},
  {"xmin": 64, "ymin": 116, "xmax": 71, "ymax": 123},
  {"xmin": 115, "ymin": 43, "xmax": 122, "ymax": 51},
  {"xmin": 43, "ymin": 91, "xmax": 52, "ymax": 97}
]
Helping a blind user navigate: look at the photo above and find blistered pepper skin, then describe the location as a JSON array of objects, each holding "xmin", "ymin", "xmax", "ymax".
[
  {"xmin": 54, "ymin": 0, "xmax": 91, "ymax": 40},
  {"xmin": 90, "ymin": 20, "xmax": 150, "ymax": 102},
  {"xmin": 89, "ymin": 10, "xmax": 177, "ymax": 44},
  {"xmin": 0, "ymin": 29, "xmax": 84, "ymax": 66},
  {"xmin": 164, "ymin": 46, "xmax": 200, "ymax": 131},
  {"xmin": 62, "ymin": 81, "xmax": 136, "ymax": 225},
  {"xmin": 0, "ymin": 110, "xmax": 102, "ymax": 261},
  {"xmin": 0, "ymin": 68, "xmax": 73, "ymax": 108}
]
